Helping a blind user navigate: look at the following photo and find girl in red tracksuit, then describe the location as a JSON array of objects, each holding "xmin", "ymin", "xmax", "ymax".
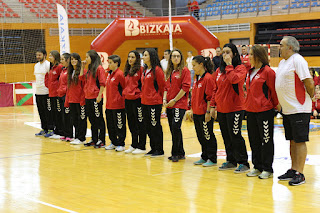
[
  {"xmin": 104, "ymin": 55, "xmax": 127, "ymax": 152},
  {"xmin": 57, "ymin": 53, "xmax": 73, "ymax": 142},
  {"xmin": 141, "ymin": 48, "xmax": 166, "ymax": 157},
  {"xmin": 163, "ymin": 49, "xmax": 191, "ymax": 162},
  {"xmin": 79, "ymin": 50, "xmax": 106, "ymax": 148},
  {"xmin": 65, "ymin": 53, "xmax": 87, "ymax": 145},
  {"xmin": 210, "ymin": 43, "xmax": 249, "ymax": 173},
  {"xmin": 123, "ymin": 50, "xmax": 147, "ymax": 154},
  {"xmin": 45, "ymin": 50, "xmax": 63, "ymax": 138},
  {"xmin": 245, "ymin": 45, "xmax": 279, "ymax": 179},
  {"xmin": 191, "ymin": 55, "xmax": 217, "ymax": 167},
  {"xmin": 313, "ymin": 90, "xmax": 320, "ymax": 119}
]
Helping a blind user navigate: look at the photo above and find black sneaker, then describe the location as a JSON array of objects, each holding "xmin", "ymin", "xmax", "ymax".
[
  {"xmin": 84, "ymin": 140, "xmax": 95, "ymax": 147},
  {"xmin": 219, "ymin": 161, "xmax": 237, "ymax": 171},
  {"xmin": 168, "ymin": 155, "xmax": 186, "ymax": 160},
  {"xmin": 150, "ymin": 150, "xmax": 164, "ymax": 158},
  {"xmin": 171, "ymin": 156, "xmax": 179, "ymax": 162},
  {"xmin": 278, "ymin": 169, "xmax": 296, "ymax": 181},
  {"xmin": 289, "ymin": 172, "xmax": 306, "ymax": 186},
  {"xmin": 144, "ymin": 150, "xmax": 154, "ymax": 156}
]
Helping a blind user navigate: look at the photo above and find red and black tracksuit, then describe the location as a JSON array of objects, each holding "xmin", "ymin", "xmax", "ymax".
[
  {"xmin": 46, "ymin": 63, "xmax": 63, "ymax": 134},
  {"xmin": 141, "ymin": 66, "xmax": 166, "ymax": 155},
  {"xmin": 105, "ymin": 68, "xmax": 126, "ymax": 147},
  {"xmin": 211, "ymin": 65, "xmax": 249, "ymax": 167},
  {"xmin": 57, "ymin": 68, "xmax": 73, "ymax": 138},
  {"xmin": 191, "ymin": 72, "xmax": 217, "ymax": 163},
  {"xmin": 65, "ymin": 71, "xmax": 87, "ymax": 142},
  {"xmin": 165, "ymin": 67, "xmax": 191, "ymax": 157},
  {"xmin": 79, "ymin": 65, "xmax": 106, "ymax": 145},
  {"xmin": 245, "ymin": 65, "xmax": 279, "ymax": 173},
  {"xmin": 123, "ymin": 67, "xmax": 146, "ymax": 150},
  {"xmin": 313, "ymin": 99, "xmax": 320, "ymax": 118}
]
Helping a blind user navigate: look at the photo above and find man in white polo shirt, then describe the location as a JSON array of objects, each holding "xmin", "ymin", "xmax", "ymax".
[{"xmin": 275, "ymin": 36, "xmax": 314, "ymax": 186}]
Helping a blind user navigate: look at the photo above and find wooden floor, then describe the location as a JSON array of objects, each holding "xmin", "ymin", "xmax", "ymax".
[{"xmin": 0, "ymin": 105, "xmax": 320, "ymax": 213}]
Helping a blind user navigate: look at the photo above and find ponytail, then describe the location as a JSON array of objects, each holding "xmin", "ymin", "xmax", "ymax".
[{"xmin": 192, "ymin": 55, "xmax": 214, "ymax": 74}]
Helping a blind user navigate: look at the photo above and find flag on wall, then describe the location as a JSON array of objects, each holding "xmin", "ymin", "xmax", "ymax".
[
  {"xmin": 15, "ymin": 83, "xmax": 34, "ymax": 106},
  {"xmin": 57, "ymin": 4, "xmax": 70, "ymax": 54},
  {"xmin": 0, "ymin": 83, "xmax": 14, "ymax": 107}
]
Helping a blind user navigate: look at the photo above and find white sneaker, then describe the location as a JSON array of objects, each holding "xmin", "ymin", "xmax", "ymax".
[
  {"xmin": 105, "ymin": 143, "xmax": 116, "ymax": 150},
  {"xmin": 132, "ymin": 149, "xmax": 147, "ymax": 154},
  {"xmin": 70, "ymin": 139, "xmax": 84, "ymax": 145},
  {"xmin": 258, "ymin": 171, "xmax": 273, "ymax": 179},
  {"xmin": 276, "ymin": 113, "xmax": 283, "ymax": 119},
  {"xmin": 124, "ymin": 146, "xmax": 135, "ymax": 153},
  {"xmin": 49, "ymin": 134, "xmax": 61, "ymax": 139},
  {"xmin": 115, "ymin": 146, "xmax": 125, "ymax": 152},
  {"xmin": 246, "ymin": 169, "xmax": 261, "ymax": 177}
]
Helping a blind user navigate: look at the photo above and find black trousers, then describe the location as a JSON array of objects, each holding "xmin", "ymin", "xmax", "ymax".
[
  {"xmin": 55, "ymin": 97, "xmax": 64, "ymax": 136},
  {"xmin": 217, "ymin": 111, "xmax": 249, "ymax": 167},
  {"xmin": 247, "ymin": 110, "xmax": 275, "ymax": 173},
  {"xmin": 86, "ymin": 99, "xmax": 106, "ymax": 143},
  {"xmin": 105, "ymin": 108, "xmax": 126, "ymax": 146},
  {"xmin": 60, "ymin": 96, "xmax": 73, "ymax": 138},
  {"xmin": 70, "ymin": 103, "xmax": 87, "ymax": 142},
  {"xmin": 35, "ymin": 94, "xmax": 50, "ymax": 131},
  {"xmin": 48, "ymin": 97, "xmax": 57, "ymax": 132},
  {"xmin": 167, "ymin": 108, "xmax": 186, "ymax": 156},
  {"xmin": 125, "ymin": 99, "xmax": 146, "ymax": 150},
  {"xmin": 193, "ymin": 114, "xmax": 217, "ymax": 163},
  {"xmin": 142, "ymin": 104, "xmax": 164, "ymax": 153}
]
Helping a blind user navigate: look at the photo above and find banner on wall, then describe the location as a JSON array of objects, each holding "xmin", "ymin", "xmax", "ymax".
[
  {"xmin": 57, "ymin": 4, "xmax": 70, "ymax": 54},
  {"xmin": 0, "ymin": 83, "xmax": 14, "ymax": 107},
  {"xmin": 91, "ymin": 16, "xmax": 219, "ymax": 57},
  {"xmin": 15, "ymin": 83, "xmax": 34, "ymax": 106}
]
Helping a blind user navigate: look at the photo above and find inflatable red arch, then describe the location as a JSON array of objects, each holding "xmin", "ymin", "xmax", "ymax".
[{"xmin": 91, "ymin": 16, "xmax": 219, "ymax": 58}]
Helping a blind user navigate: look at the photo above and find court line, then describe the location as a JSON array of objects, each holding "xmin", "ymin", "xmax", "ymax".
[
  {"xmin": 0, "ymin": 148, "xmax": 94, "ymax": 160},
  {"xmin": 151, "ymin": 171, "xmax": 184, "ymax": 176},
  {"xmin": 2, "ymin": 190, "xmax": 77, "ymax": 213}
]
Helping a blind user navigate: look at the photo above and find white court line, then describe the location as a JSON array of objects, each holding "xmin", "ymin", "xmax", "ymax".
[
  {"xmin": 151, "ymin": 171, "xmax": 184, "ymax": 176},
  {"xmin": 2, "ymin": 190, "xmax": 78, "ymax": 213}
]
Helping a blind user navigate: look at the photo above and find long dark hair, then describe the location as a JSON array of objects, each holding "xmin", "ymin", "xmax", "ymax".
[
  {"xmin": 50, "ymin": 50, "xmax": 60, "ymax": 68},
  {"xmin": 251, "ymin": 45, "xmax": 269, "ymax": 67},
  {"xmin": 166, "ymin": 49, "xmax": 185, "ymax": 79},
  {"xmin": 192, "ymin": 55, "xmax": 214, "ymax": 74},
  {"xmin": 87, "ymin": 49, "xmax": 102, "ymax": 79},
  {"xmin": 62, "ymin": 53, "xmax": 70, "ymax": 68},
  {"xmin": 220, "ymin": 43, "xmax": 241, "ymax": 73},
  {"xmin": 68, "ymin": 53, "xmax": 81, "ymax": 87},
  {"xmin": 143, "ymin": 48, "xmax": 161, "ymax": 77},
  {"xmin": 124, "ymin": 50, "xmax": 141, "ymax": 76}
]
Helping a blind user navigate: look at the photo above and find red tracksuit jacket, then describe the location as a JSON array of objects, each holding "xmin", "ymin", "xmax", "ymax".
[
  {"xmin": 210, "ymin": 64, "xmax": 246, "ymax": 113},
  {"xmin": 165, "ymin": 67, "xmax": 191, "ymax": 110},
  {"xmin": 244, "ymin": 65, "xmax": 279, "ymax": 112},
  {"xmin": 57, "ymin": 68, "xmax": 68, "ymax": 97},
  {"xmin": 46, "ymin": 64, "xmax": 63, "ymax": 97},
  {"xmin": 192, "ymin": 72, "xmax": 214, "ymax": 115},
  {"xmin": 123, "ymin": 67, "xmax": 143, "ymax": 100},
  {"xmin": 313, "ymin": 99, "xmax": 320, "ymax": 112},
  {"xmin": 65, "ymin": 73, "xmax": 85, "ymax": 107},
  {"xmin": 79, "ymin": 65, "xmax": 106, "ymax": 99},
  {"xmin": 106, "ymin": 68, "xmax": 125, "ymax": 110},
  {"xmin": 141, "ymin": 66, "xmax": 165, "ymax": 105}
]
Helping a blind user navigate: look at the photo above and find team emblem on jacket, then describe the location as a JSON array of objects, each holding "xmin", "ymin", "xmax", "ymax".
[
  {"xmin": 111, "ymin": 77, "xmax": 115, "ymax": 81},
  {"xmin": 217, "ymin": 73, "xmax": 221, "ymax": 81},
  {"xmin": 80, "ymin": 106, "xmax": 86, "ymax": 120},
  {"xmin": 53, "ymin": 71, "xmax": 56, "ymax": 75},
  {"xmin": 47, "ymin": 98, "xmax": 51, "ymax": 111},
  {"xmin": 175, "ymin": 75, "xmax": 180, "ymax": 79},
  {"xmin": 174, "ymin": 108, "xmax": 180, "ymax": 122},
  {"xmin": 254, "ymin": 74, "xmax": 260, "ymax": 80},
  {"xmin": 117, "ymin": 112, "xmax": 123, "ymax": 129},
  {"xmin": 146, "ymin": 74, "xmax": 152, "ymax": 78},
  {"xmin": 198, "ymin": 83, "xmax": 202, "ymax": 88},
  {"xmin": 203, "ymin": 121, "xmax": 210, "ymax": 140},
  {"xmin": 263, "ymin": 120, "xmax": 270, "ymax": 143},
  {"xmin": 151, "ymin": 108, "xmax": 157, "ymax": 126},
  {"xmin": 233, "ymin": 114, "xmax": 240, "ymax": 135},
  {"xmin": 137, "ymin": 107, "xmax": 143, "ymax": 122},
  {"xmin": 134, "ymin": 73, "xmax": 138, "ymax": 77},
  {"xmin": 94, "ymin": 102, "xmax": 100, "ymax": 117}
]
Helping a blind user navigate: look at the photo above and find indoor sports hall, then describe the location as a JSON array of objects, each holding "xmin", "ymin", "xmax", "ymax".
[{"xmin": 1, "ymin": 0, "xmax": 320, "ymax": 212}]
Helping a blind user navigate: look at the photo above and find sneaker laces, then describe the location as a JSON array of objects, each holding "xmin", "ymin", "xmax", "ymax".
[
  {"xmin": 238, "ymin": 164, "xmax": 245, "ymax": 170},
  {"xmin": 222, "ymin": 162, "xmax": 228, "ymax": 167}
]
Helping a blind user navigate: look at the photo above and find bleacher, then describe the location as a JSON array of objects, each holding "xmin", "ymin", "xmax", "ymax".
[
  {"xmin": 0, "ymin": 0, "xmax": 20, "ymax": 18},
  {"xmin": 18, "ymin": 0, "xmax": 143, "ymax": 19}
]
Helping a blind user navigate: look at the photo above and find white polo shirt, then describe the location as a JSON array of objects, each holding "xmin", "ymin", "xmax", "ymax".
[
  {"xmin": 275, "ymin": 53, "xmax": 312, "ymax": 115},
  {"xmin": 34, "ymin": 60, "xmax": 50, "ymax": 95}
]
